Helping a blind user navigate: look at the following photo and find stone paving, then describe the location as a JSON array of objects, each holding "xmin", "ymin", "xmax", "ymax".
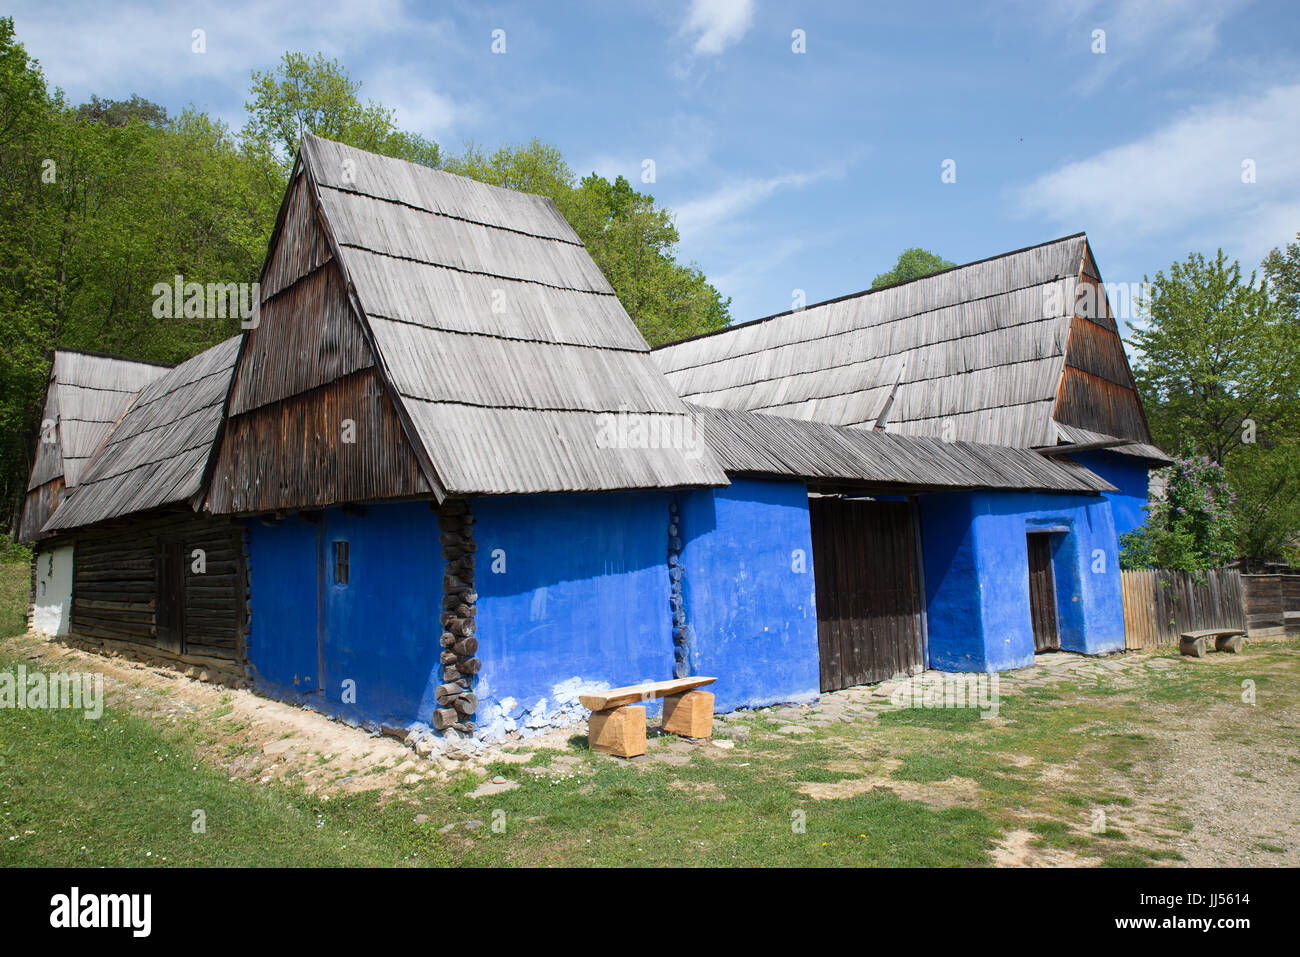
[{"xmin": 705, "ymin": 648, "xmax": 1164, "ymax": 736}]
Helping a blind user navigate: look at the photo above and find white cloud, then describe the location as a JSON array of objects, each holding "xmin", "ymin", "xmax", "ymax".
[
  {"xmin": 1016, "ymin": 83, "xmax": 1300, "ymax": 258},
  {"xmin": 679, "ymin": 0, "xmax": 755, "ymax": 56},
  {"xmin": 367, "ymin": 67, "xmax": 465, "ymax": 139},
  {"xmin": 1026, "ymin": 0, "xmax": 1249, "ymax": 93},
  {"xmin": 674, "ymin": 163, "xmax": 845, "ymax": 240},
  {"xmin": 9, "ymin": 0, "xmax": 463, "ymax": 134},
  {"xmin": 573, "ymin": 114, "xmax": 715, "ymax": 184}
]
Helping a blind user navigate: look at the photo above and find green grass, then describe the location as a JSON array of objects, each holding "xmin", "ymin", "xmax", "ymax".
[
  {"xmin": 0, "ymin": 669, "xmax": 1002, "ymax": 865},
  {"xmin": 0, "ymin": 560, "xmax": 28, "ymax": 641},
  {"xmin": 2, "ymin": 561, "xmax": 1297, "ymax": 867}
]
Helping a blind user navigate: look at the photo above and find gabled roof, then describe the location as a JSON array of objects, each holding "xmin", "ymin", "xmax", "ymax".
[
  {"xmin": 42, "ymin": 337, "xmax": 240, "ymax": 532},
  {"xmin": 653, "ymin": 234, "xmax": 1164, "ymax": 461},
  {"xmin": 293, "ymin": 133, "xmax": 728, "ymax": 495},
  {"xmin": 691, "ymin": 405, "xmax": 1116, "ymax": 494},
  {"xmin": 27, "ymin": 350, "xmax": 171, "ymax": 492}
]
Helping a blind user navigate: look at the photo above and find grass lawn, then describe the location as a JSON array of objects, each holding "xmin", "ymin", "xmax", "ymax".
[{"xmin": 2, "ymin": 561, "xmax": 1297, "ymax": 867}]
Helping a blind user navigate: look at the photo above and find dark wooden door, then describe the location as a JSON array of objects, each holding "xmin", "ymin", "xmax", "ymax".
[
  {"xmin": 1027, "ymin": 533, "xmax": 1059, "ymax": 652},
  {"xmin": 810, "ymin": 498, "xmax": 925, "ymax": 691},
  {"xmin": 156, "ymin": 540, "xmax": 185, "ymax": 655}
]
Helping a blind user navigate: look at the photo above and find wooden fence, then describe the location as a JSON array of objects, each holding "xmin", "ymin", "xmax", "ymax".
[
  {"xmin": 1239, "ymin": 572, "xmax": 1300, "ymax": 639},
  {"xmin": 1120, "ymin": 567, "xmax": 1245, "ymax": 650}
]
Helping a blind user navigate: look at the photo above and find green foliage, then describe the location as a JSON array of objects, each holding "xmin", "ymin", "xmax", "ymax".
[
  {"xmin": 870, "ymin": 247, "xmax": 956, "ymax": 289},
  {"xmin": 1227, "ymin": 439, "xmax": 1300, "ymax": 568},
  {"xmin": 0, "ymin": 539, "xmax": 31, "ymax": 565},
  {"xmin": 74, "ymin": 94, "xmax": 168, "ymax": 128},
  {"xmin": 1128, "ymin": 247, "xmax": 1300, "ymax": 564},
  {"xmin": 1129, "ymin": 249, "xmax": 1294, "ymax": 465},
  {"xmin": 0, "ymin": 19, "xmax": 286, "ymax": 530},
  {"xmin": 0, "ymin": 17, "xmax": 61, "ymax": 532},
  {"xmin": 1262, "ymin": 231, "xmax": 1300, "ymax": 323},
  {"xmin": 1119, "ymin": 454, "xmax": 1237, "ymax": 571},
  {"xmin": 243, "ymin": 52, "xmax": 439, "ymax": 168}
]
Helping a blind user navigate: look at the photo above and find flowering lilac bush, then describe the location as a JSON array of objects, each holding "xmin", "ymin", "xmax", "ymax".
[{"xmin": 1119, "ymin": 453, "xmax": 1237, "ymax": 571}]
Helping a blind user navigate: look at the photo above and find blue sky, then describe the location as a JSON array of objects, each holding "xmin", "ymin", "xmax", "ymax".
[{"xmin": 10, "ymin": 0, "xmax": 1299, "ymax": 325}]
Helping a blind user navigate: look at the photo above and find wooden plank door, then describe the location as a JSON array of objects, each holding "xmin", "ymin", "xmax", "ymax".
[
  {"xmin": 1027, "ymin": 533, "xmax": 1059, "ymax": 652},
  {"xmin": 810, "ymin": 498, "xmax": 926, "ymax": 691},
  {"xmin": 156, "ymin": 539, "xmax": 185, "ymax": 655}
]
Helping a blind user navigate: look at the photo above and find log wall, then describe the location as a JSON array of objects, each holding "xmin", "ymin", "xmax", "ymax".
[
  {"xmin": 1240, "ymin": 572, "xmax": 1300, "ymax": 640},
  {"xmin": 64, "ymin": 511, "xmax": 249, "ymax": 683}
]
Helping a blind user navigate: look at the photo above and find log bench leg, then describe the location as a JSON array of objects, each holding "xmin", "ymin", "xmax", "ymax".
[
  {"xmin": 1179, "ymin": 636, "xmax": 1207, "ymax": 658},
  {"xmin": 589, "ymin": 705, "xmax": 646, "ymax": 758},
  {"xmin": 1215, "ymin": 634, "xmax": 1244, "ymax": 654},
  {"xmin": 662, "ymin": 690, "xmax": 714, "ymax": 739}
]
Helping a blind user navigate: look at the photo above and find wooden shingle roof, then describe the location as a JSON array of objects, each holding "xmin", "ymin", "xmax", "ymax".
[
  {"xmin": 654, "ymin": 234, "xmax": 1163, "ymax": 461},
  {"xmin": 42, "ymin": 337, "xmax": 240, "ymax": 532},
  {"xmin": 691, "ymin": 405, "xmax": 1116, "ymax": 494},
  {"xmin": 27, "ymin": 351, "xmax": 171, "ymax": 492},
  {"xmin": 299, "ymin": 133, "xmax": 728, "ymax": 495}
]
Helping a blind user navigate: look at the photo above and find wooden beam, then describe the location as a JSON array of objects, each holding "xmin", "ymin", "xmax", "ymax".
[{"xmin": 579, "ymin": 676, "xmax": 716, "ymax": 712}]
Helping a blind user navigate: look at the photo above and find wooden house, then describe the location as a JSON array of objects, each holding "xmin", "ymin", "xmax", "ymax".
[
  {"xmin": 32, "ymin": 337, "xmax": 248, "ymax": 683},
  {"xmin": 19, "ymin": 135, "xmax": 1164, "ymax": 740},
  {"xmin": 654, "ymin": 236, "xmax": 1171, "ymax": 680},
  {"xmin": 20, "ymin": 350, "xmax": 170, "ymax": 634}
]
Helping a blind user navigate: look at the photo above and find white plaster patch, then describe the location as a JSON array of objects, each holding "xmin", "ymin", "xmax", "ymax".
[
  {"xmin": 33, "ymin": 545, "xmax": 74, "ymax": 636},
  {"xmin": 476, "ymin": 677, "xmax": 612, "ymax": 741}
]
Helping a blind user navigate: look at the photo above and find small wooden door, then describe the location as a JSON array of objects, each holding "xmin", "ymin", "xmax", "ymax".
[
  {"xmin": 156, "ymin": 540, "xmax": 185, "ymax": 654},
  {"xmin": 1027, "ymin": 533, "xmax": 1059, "ymax": 652},
  {"xmin": 810, "ymin": 498, "xmax": 926, "ymax": 691}
]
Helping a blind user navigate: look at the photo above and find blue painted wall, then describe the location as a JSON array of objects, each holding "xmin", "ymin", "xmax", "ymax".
[
  {"xmin": 1071, "ymin": 450, "xmax": 1152, "ymax": 538},
  {"xmin": 247, "ymin": 515, "xmax": 321, "ymax": 697},
  {"xmin": 318, "ymin": 505, "xmax": 443, "ymax": 726},
  {"xmin": 677, "ymin": 478, "xmax": 820, "ymax": 712},
  {"xmin": 246, "ymin": 501, "xmax": 443, "ymax": 731},
  {"xmin": 472, "ymin": 491, "xmax": 674, "ymax": 738},
  {"xmin": 919, "ymin": 491, "xmax": 1126, "ymax": 671}
]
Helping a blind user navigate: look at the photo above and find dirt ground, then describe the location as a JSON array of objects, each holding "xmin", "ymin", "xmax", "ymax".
[{"xmin": 7, "ymin": 629, "xmax": 1298, "ymax": 866}]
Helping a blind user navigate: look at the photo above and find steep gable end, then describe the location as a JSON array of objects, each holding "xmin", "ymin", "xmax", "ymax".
[
  {"xmin": 206, "ymin": 162, "xmax": 433, "ymax": 514},
  {"xmin": 1052, "ymin": 241, "xmax": 1156, "ymax": 446}
]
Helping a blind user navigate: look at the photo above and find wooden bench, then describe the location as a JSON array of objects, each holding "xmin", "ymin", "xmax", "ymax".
[
  {"xmin": 580, "ymin": 677, "xmax": 718, "ymax": 757},
  {"xmin": 1179, "ymin": 628, "xmax": 1245, "ymax": 658}
]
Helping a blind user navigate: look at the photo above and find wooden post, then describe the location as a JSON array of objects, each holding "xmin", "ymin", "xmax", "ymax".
[
  {"xmin": 588, "ymin": 705, "xmax": 646, "ymax": 758},
  {"xmin": 1215, "ymin": 633, "xmax": 1244, "ymax": 654},
  {"xmin": 662, "ymin": 690, "xmax": 714, "ymax": 738}
]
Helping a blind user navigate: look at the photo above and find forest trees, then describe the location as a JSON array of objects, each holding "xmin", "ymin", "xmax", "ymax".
[
  {"xmin": 1126, "ymin": 243, "xmax": 1300, "ymax": 567},
  {"xmin": 870, "ymin": 247, "xmax": 955, "ymax": 288}
]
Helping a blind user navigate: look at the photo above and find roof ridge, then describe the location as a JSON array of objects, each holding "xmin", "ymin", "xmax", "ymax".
[
  {"xmin": 657, "ymin": 273, "xmax": 1074, "ymax": 378},
  {"xmin": 54, "ymin": 348, "xmax": 175, "ymax": 369},
  {"xmin": 653, "ymin": 232, "xmax": 1089, "ymax": 351},
  {"xmin": 300, "ymin": 131, "xmax": 570, "ymax": 222}
]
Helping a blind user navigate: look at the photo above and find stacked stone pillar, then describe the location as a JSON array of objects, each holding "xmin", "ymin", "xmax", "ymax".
[{"xmin": 434, "ymin": 499, "xmax": 479, "ymax": 733}]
